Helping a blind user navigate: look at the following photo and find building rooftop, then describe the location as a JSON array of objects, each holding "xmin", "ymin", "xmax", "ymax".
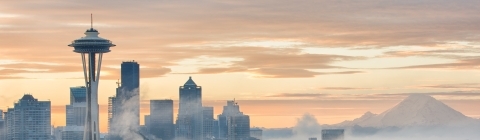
[
  {"xmin": 20, "ymin": 94, "xmax": 36, "ymax": 101},
  {"xmin": 184, "ymin": 76, "xmax": 197, "ymax": 86}
]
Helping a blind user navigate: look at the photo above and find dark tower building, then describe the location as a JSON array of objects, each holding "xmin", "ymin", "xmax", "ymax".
[
  {"xmin": 149, "ymin": 100, "xmax": 175, "ymax": 140},
  {"xmin": 120, "ymin": 61, "xmax": 140, "ymax": 93},
  {"xmin": 176, "ymin": 77, "xmax": 203, "ymax": 140},
  {"xmin": 108, "ymin": 61, "xmax": 140, "ymax": 139},
  {"xmin": 120, "ymin": 61, "xmax": 140, "ymax": 126}
]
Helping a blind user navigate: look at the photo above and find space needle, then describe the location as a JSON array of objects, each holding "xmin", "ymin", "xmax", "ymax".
[{"xmin": 68, "ymin": 15, "xmax": 115, "ymax": 140}]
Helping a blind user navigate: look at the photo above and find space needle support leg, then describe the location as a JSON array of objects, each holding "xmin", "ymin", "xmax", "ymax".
[
  {"xmin": 96, "ymin": 53, "xmax": 103, "ymax": 82},
  {"xmin": 81, "ymin": 53, "xmax": 91, "ymax": 140},
  {"xmin": 81, "ymin": 53, "xmax": 88, "ymax": 87}
]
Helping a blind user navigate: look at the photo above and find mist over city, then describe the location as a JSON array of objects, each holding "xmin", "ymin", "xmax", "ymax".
[{"xmin": 1, "ymin": 0, "xmax": 480, "ymax": 140}]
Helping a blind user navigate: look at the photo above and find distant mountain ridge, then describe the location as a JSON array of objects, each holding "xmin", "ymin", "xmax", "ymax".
[{"xmin": 336, "ymin": 94, "xmax": 473, "ymax": 128}]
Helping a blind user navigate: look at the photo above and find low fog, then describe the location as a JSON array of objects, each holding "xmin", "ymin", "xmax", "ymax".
[
  {"xmin": 263, "ymin": 113, "xmax": 480, "ymax": 140},
  {"xmin": 109, "ymin": 88, "xmax": 160, "ymax": 140}
]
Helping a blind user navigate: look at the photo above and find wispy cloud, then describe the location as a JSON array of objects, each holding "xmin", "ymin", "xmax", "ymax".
[
  {"xmin": 1, "ymin": 0, "xmax": 480, "ymax": 79},
  {"xmin": 319, "ymin": 87, "xmax": 371, "ymax": 90}
]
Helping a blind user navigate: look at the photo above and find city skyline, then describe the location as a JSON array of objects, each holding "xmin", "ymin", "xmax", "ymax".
[{"xmin": 2, "ymin": 0, "xmax": 480, "ymax": 134}]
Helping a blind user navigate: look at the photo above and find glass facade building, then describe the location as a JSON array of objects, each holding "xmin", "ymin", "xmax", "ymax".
[
  {"xmin": 176, "ymin": 77, "xmax": 203, "ymax": 140},
  {"xmin": 4, "ymin": 94, "xmax": 51, "ymax": 140},
  {"xmin": 149, "ymin": 100, "xmax": 175, "ymax": 140}
]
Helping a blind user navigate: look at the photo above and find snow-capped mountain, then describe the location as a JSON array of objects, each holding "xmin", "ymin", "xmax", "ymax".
[{"xmin": 337, "ymin": 94, "xmax": 473, "ymax": 128}]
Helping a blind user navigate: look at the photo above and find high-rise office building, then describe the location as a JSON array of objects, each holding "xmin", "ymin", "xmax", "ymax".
[
  {"xmin": 218, "ymin": 100, "xmax": 243, "ymax": 139},
  {"xmin": 64, "ymin": 87, "xmax": 87, "ymax": 140},
  {"xmin": 109, "ymin": 61, "xmax": 140, "ymax": 139},
  {"xmin": 107, "ymin": 96, "xmax": 116, "ymax": 134},
  {"xmin": 3, "ymin": 108, "xmax": 13, "ymax": 140},
  {"xmin": 149, "ymin": 100, "xmax": 175, "ymax": 140},
  {"xmin": 120, "ymin": 61, "xmax": 140, "ymax": 91},
  {"xmin": 227, "ymin": 115, "xmax": 250, "ymax": 140},
  {"xmin": 321, "ymin": 129, "xmax": 344, "ymax": 140},
  {"xmin": 176, "ymin": 77, "xmax": 203, "ymax": 140},
  {"xmin": 218, "ymin": 100, "xmax": 251, "ymax": 140},
  {"xmin": 118, "ymin": 61, "xmax": 140, "ymax": 124},
  {"xmin": 213, "ymin": 120, "xmax": 219, "ymax": 139},
  {"xmin": 66, "ymin": 86, "xmax": 87, "ymax": 126},
  {"xmin": 4, "ymin": 94, "xmax": 51, "ymax": 140},
  {"xmin": 203, "ymin": 107, "xmax": 214, "ymax": 140}
]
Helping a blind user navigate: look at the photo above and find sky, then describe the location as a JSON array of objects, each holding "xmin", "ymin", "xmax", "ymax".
[{"xmin": 1, "ymin": 0, "xmax": 480, "ymax": 133}]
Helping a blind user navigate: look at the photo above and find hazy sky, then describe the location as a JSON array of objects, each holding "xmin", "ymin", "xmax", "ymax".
[{"xmin": 2, "ymin": 0, "xmax": 480, "ymax": 132}]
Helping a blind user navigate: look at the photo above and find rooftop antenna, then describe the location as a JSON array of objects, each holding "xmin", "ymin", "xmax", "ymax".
[{"xmin": 90, "ymin": 13, "xmax": 93, "ymax": 28}]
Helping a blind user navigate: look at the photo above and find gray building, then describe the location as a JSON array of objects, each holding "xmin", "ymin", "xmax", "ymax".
[
  {"xmin": 227, "ymin": 115, "xmax": 250, "ymax": 140},
  {"xmin": 62, "ymin": 126, "xmax": 84, "ymax": 140},
  {"xmin": 213, "ymin": 120, "xmax": 219, "ymax": 139},
  {"xmin": 66, "ymin": 86, "xmax": 87, "ymax": 126},
  {"xmin": 308, "ymin": 138, "xmax": 317, "ymax": 140},
  {"xmin": 176, "ymin": 77, "xmax": 203, "ymax": 140},
  {"xmin": 250, "ymin": 128, "xmax": 262, "ymax": 140},
  {"xmin": 144, "ymin": 115, "xmax": 150, "ymax": 133},
  {"xmin": 203, "ymin": 107, "xmax": 214, "ymax": 140},
  {"xmin": 3, "ymin": 108, "xmax": 13, "ymax": 140},
  {"xmin": 321, "ymin": 129, "xmax": 344, "ymax": 140},
  {"xmin": 4, "ymin": 94, "xmax": 51, "ymax": 140},
  {"xmin": 217, "ymin": 100, "xmax": 251, "ymax": 140},
  {"xmin": 149, "ymin": 99, "xmax": 175, "ymax": 140},
  {"xmin": 107, "ymin": 96, "xmax": 117, "ymax": 134}
]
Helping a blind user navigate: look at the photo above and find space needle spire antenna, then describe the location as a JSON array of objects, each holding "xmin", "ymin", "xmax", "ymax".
[{"xmin": 68, "ymin": 15, "xmax": 115, "ymax": 140}]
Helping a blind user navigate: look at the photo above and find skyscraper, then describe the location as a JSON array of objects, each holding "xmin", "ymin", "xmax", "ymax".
[
  {"xmin": 176, "ymin": 77, "xmax": 203, "ymax": 140},
  {"xmin": 3, "ymin": 108, "xmax": 13, "ymax": 140},
  {"xmin": 68, "ymin": 16, "xmax": 115, "ymax": 140},
  {"xmin": 217, "ymin": 100, "xmax": 242, "ymax": 139},
  {"xmin": 4, "ymin": 94, "xmax": 51, "ymax": 140},
  {"xmin": 149, "ymin": 100, "xmax": 174, "ymax": 140},
  {"xmin": 67, "ymin": 86, "xmax": 87, "ymax": 126},
  {"xmin": 203, "ymin": 107, "xmax": 214, "ymax": 140},
  {"xmin": 64, "ymin": 87, "xmax": 87, "ymax": 140},
  {"xmin": 120, "ymin": 61, "xmax": 140, "ymax": 94},
  {"xmin": 217, "ymin": 100, "xmax": 251, "ymax": 140},
  {"xmin": 117, "ymin": 61, "xmax": 140, "ymax": 125},
  {"xmin": 227, "ymin": 115, "xmax": 250, "ymax": 140},
  {"xmin": 108, "ymin": 61, "xmax": 140, "ymax": 139},
  {"xmin": 107, "ymin": 96, "xmax": 116, "ymax": 134}
]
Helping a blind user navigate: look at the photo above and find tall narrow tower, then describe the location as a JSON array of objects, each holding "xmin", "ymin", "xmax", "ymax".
[
  {"xmin": 176, "ymin": 77, "xmax": 203, "ymax": 140},
  {"xmin": 68, "ymin": 15, "xmax": 115, "ymax": 140}
]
